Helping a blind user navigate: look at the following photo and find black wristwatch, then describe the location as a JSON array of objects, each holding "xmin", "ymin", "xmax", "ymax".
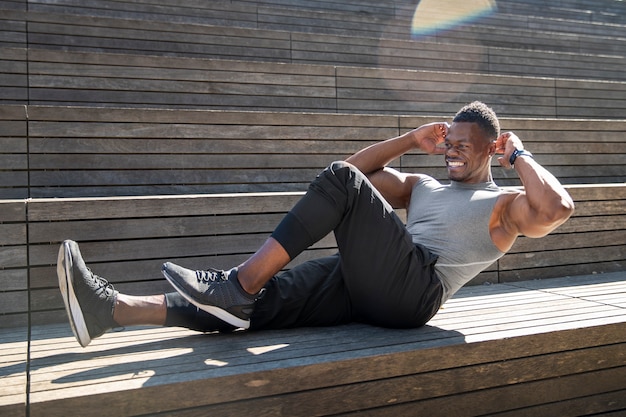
[{"xmin": 509, "ymin": 149, "xmax": 533, "ymax": 167}]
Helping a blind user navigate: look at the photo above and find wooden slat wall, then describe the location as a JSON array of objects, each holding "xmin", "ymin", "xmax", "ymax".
[
  {"xmin": 155, "ymin": 0, "xmax": 626, "ymax": 56},
  {"xmin": 0, "ymin": 105, "xmax": 28, "ymax": 328},
  {"xmin": 0, "ymin": 199, "xmax": 28, "ymax": 328},
  {"xmin": 254, "ymin": 2, "xmax": 626, "ymax": 56},
  {"xmin": 24, "ymin": 192, "xmax": 336, "ymax": 326},
  {"xmin": 0, "ymin": 46, "xmax": 27, "ymax": 105},
  {"xmin": 253, "ymin": 5, "xmax": 626, "ymax": 56},
  {"xmin": 26, "ymin": 0, "xmax": 260, "ymax": 28},
  {"xmin": 497, "ymin": 0, "xmax": 626, "ymax": 24},
  {"xmin": 25, "ymin": 106, "xmax": 399, "ymax": 197},
  {"xmin": 25, "ymin": 0, "xmax": 626, "ymax": 40},
  {"xmin": 0, "ymin": 106, "xmax": 28, "ymax": 199},
  {"xmin": 2, "ymin": 1, "xmax": 625, "ymax": 111},
  {"xmin": 496, "ymin": 3, "xmax": 623, "ymax": 24},
  {"xmin": 245, "ymin": 0, "xmax": 626, "ymax": 26},
  {"xmin": 337, "ymin": 66, "xmax": 626, "ymax": 119},
  {"xmin": 292, "ymin": 33, "xmax": 626, "ymax": 82},
  {"xmin": 0, "ymin": 4, "xmax": 27, "ymax": 50},
  {"xmin": 0, "ymin": 183, "xmax": 615, "ymax": 327},
  {"xmin": 0, "ymin": 10, "xmax": 25, "ymax": 53},
  {"xmin": 0, "ymin": 0, "xmax": 619, "ymax": 119},
  {"xmin": 25, "ymin": 11, "xmax": 293, "ymax": 63},
  {"xmin": 26, "ymin": 49, "xmax": 338, "ymax": 112},
  {"xmin": 16, "ymin": 107, "xmax": 626, "ymax": 199},
  {"xmin": 20, "ymin": 47, "xmax": 626, "ymax": 118},
  {"xmin": 14, "ymin": 9, "xmax": 623, "ymax": 82},
  {"xmin": 1, "ymin": 0, "xmax": 625, "ymax": 329}
]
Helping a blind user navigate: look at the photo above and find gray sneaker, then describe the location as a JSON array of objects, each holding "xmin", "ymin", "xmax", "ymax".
[
  {"xmin": 57, "ymin": 240, "xmax": 119, "ymax": 347},
  {"xmin": 161, "ymin": 262, "xmax": 263, "ymax": 329}
]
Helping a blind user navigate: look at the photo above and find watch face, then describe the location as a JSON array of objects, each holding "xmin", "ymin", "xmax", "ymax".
[{"xmin": 510, "ymin": 150, "xmax": 531, "ymax": 167}]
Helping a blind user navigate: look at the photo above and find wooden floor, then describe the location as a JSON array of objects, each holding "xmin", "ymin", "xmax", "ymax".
[{"xmin": 2, "ymin": 272, "xmax": 625, "ymax": 417}]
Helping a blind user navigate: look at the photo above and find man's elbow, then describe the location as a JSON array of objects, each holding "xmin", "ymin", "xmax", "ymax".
[
  {"xmin": 557, "ymin": 197, "xmax": 575, "ymax": 222},
  {"xmin": 539, "ymin": 198, "xmax": 575, "ymax": 230}
]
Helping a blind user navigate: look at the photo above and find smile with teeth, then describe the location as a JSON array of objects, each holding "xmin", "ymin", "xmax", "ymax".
[{"xmin": 447, "ymin": 161, "xmax": 465, "ymax": 167}]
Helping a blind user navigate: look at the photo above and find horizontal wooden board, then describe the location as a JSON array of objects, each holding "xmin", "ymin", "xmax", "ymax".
[
  {"xmin": 8, "ymin": 6, "xmax": 623, "ymax": 83},
  {"xmin": 8, "ymin": 271, "xmax": 624, "ymax": 416},
  {"xmin": 15, "ymin": 47, "xmax": 626, "ymax": 118},
  {"xmin": 10, "ymin": 182, "xmax": 624, "ymax": 325},
  {"xmin": 2, "ymin": 106, "xmax": 622, "ymax": 197},
  {"xmin": 0, "ymin": 322, "xmax": 27, "ymax": 417},
  {"xmin": 0, "ymin": 105, "xmax": 27, "ymax": 198},
  {"xmin": 25, "ymin": 192, "xmax": 305, "ymax": 221},
  {"xmin": 2, "ymin": 0, "xmax": 626, "ymax": 411}
]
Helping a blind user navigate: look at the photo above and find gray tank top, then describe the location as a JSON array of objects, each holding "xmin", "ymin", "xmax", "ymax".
[{"xmin": 406, "ymin": 176, "xmax": 505, "ymax": 303}]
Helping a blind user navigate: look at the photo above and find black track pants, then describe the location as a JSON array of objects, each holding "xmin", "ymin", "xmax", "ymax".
[{"xmin": 165, "ymin": 161, "xmax": 442, "ymax": 331}]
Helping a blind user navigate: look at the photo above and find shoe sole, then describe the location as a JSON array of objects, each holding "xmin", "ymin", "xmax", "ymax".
[
  {"xmin": 161, "ymin": 268, "xmax": 251, "ymax": 329},
  {"xmin": 57, "ymin": 241, "xmax": 91, "ymax": 347}
]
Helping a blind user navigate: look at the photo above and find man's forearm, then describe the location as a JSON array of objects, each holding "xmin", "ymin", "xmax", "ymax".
[
  {"xmin": 345, "ymin": 130, "xmax": 417, "ymax": 175},
  {"xmin": 345, "ymin": 123, "xmax": 446, "ymax": 175}
]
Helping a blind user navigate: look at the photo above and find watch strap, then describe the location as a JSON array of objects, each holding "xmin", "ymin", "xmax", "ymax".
[{"xmin": 509, "ymin": 149, "xmax": 533, "ymax": 167}]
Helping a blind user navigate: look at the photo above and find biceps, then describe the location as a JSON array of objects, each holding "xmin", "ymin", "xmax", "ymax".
[{"xmin": 509, "ymin": 193, "xmax": 561, "ymax": 238}]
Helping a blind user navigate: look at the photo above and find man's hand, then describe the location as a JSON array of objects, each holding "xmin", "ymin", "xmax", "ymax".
[
  {"xmin": 411, "ymin": 122, "xmax": 448, "ymax": 155},
  {"xmin": 345, "ymin": 122, "xmax": 447, "ymax": 177},
  {"xmin": 495, "ymin": 131, "xmax": 524, "ymax": 168}
]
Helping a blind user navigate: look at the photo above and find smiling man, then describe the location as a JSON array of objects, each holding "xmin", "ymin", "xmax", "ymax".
[{"xmin": 57, "ymin": 101, "xmax": 575, "ymax": 347}]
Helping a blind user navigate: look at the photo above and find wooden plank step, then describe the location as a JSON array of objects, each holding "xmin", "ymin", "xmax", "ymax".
[
  {"xmin": 0, "ymin": 326, "xmax": 27, "ymax": 417},
  {"xmin": 22, "ymin": 47, "xmax": 626, "ymax": 119},
  {"xmin": 6, "ymin": 182, "xmax": 622, "ymax": 328},
  {"xmin": 0, "ymin": 197, "xmax": 28, "ymax": 329},
  {"xmin": 3, "ymin": 271, "xmax": 621, "ymax": 416},
  {"xmin": 0, "ymin": 104, "xmax": 28, "ymax": 199},
  {"xmin": 4, "ymin": 1, "xmax": 626, "ymax": 70},
  {"xmin": 16, "ymin": 105, "xmax": 626, "ymax": 198},
  {"xmin": 14, "ymin": 9, "xmax": 625, "ymax": 82}
]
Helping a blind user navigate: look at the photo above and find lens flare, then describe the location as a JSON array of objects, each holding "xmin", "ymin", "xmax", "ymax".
[{"xmin": 411, "ymin": 0, "xmax": 497, "ymax": 37}]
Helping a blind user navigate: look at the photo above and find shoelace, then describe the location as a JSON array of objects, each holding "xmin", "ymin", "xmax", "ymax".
[
  {"xmin": 196, "ymin": 269, "xmax": 228, "ymax": 283},
  {"xmin": 92, "ymin": 272, "xmax": 116, "ymax": 296},
  {"xmin": 96, "ymin": 275, "xmax": 115, "ymax": 290},
  {"xmin": 87, "ymin": 271, "xmax": 120, "ymax": 330}
]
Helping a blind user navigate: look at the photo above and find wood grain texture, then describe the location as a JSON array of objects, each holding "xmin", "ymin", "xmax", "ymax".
[
  {"xmin": 0, "ymin": 182, "xmax": 622, "ymax": 326},
  {"xmin": 2, "ymin": 272, "xmax": 622, "ymax": 417}
]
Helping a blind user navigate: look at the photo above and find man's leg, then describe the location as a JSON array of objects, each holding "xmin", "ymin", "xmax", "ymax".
[
  {"xmin": 57, "ymin": 240, "xmax": 237, "ymax": 347},
  {"xmin": 114, "ymin": 294, "xmax": 166, "ymax": 326},
  {"xmin": 57, "ymin": 238, "xmax": 352, "ymax": 346},
  {"xmin": 276, "ymin": 161, "xmax": 443, "ymax": 328},
  {"xmin": 250, "ymin": 254, "xmax": 352, "ymax": 329},
  {"xmin": 164, "ymin": 161, "xmax": 442, "ymax": 330},
  {"xmin": 113, "ymin": 293, "xmax": 230, "ymax": 332},
  {"xmin": 167, "ymin": 254, "xmax": 353, "ymax": 331}
]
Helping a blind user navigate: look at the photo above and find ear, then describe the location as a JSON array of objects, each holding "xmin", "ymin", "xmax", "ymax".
[{"xmin": 488, "ymin": 141, "xmax": 497, "ymax": 156}]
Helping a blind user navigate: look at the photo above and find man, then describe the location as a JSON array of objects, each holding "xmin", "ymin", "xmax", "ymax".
[{"xmin": 57, "ymin": 101, "xmax": 574, "ymax": 347}]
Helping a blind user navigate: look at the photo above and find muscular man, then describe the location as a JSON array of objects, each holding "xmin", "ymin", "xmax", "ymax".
[{"xmin": 57, "ymin": 101, "xmax": 574, "ymax": 347}]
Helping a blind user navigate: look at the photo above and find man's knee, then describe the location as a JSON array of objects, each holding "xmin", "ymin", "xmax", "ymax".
[
  {"xmin": 313, "ymin": 161, "xmax": 365, "ymax": 194},
  {"xmin": 328, "ymin": 160, "xmax": 359, "ymax": 175},
  {"xmin": 322, "ymin": 160, "xmax": 367, "ymax": 184}
]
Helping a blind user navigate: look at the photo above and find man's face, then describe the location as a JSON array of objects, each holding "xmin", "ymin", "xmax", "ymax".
[{"xmin": 444, "ymin": 122, "xmax": 495, "ymax": 183}]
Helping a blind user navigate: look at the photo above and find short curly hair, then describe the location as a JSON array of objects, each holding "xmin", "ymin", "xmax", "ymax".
[{"xmin": 453, "ymin": 101, "xmax": 500, "ymax": 141}]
